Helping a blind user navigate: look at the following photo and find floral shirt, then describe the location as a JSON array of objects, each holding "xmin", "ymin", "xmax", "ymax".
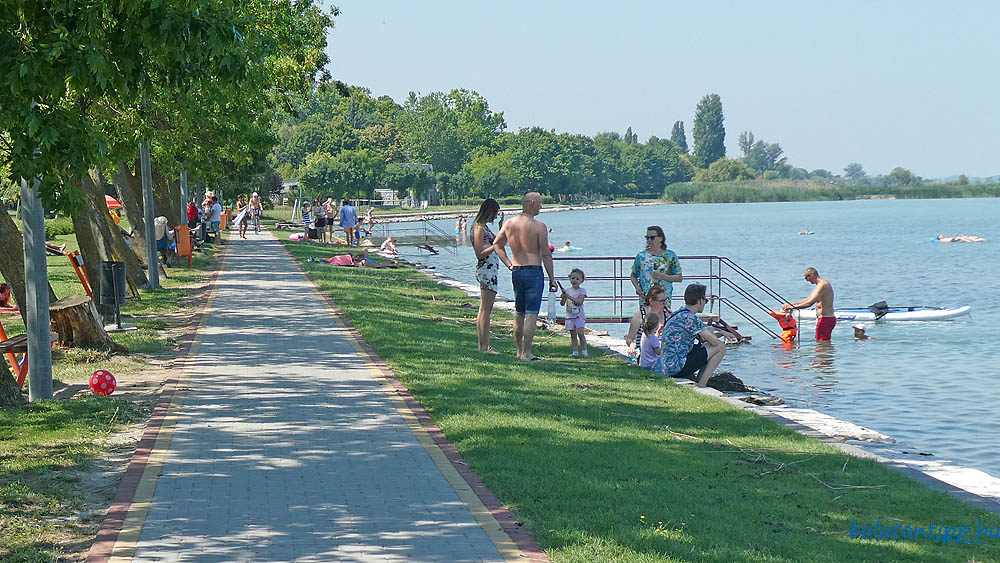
[
  {"xmin": 631, "ymin": 249, "xmax": 682, "ymax": 297},
  {"xmin": 661, "ymin": 308, "xmax": 705, "ymax": 376}
]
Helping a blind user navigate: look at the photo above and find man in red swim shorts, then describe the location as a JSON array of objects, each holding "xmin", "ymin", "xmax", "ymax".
[{"xmin": 781, "ymin": 267, "xmax": 836, "ymax": 340}]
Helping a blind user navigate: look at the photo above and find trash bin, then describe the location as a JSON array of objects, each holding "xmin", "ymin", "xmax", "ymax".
[{"xmin": 100, "ymin": 261, "xmax": 127, "ymax": 306}]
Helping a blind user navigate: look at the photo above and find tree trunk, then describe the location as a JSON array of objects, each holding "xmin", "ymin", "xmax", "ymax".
[
  {"xmin": 71, "ymin": 185, "xmax": 107, "ymax": 296},
  {"xmin": 112, "ymin": 160, "xmax": 148, "ymax": 259},
  {"xmin": 152, "ymin": 172, "xmax": 181, "ymax": 230},
  {"xmin": 0, "ymin": 208, "xmax": 56, "ymax": 325},
  {"xmin": 79, "ymin": 169, "xmax": 148, "ymax": 293},
  {"xmin": 49, "ymin": 294, "xmax": 126, "ymax": 353},
  {"xmin": 0, "ymin": 359, "xmax": 26, "ymax": 407}
]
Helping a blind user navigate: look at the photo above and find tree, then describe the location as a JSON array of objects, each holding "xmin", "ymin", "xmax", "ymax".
[
  {"xmin": 956, "ymin": 174, "xmax": 969, "ymax": 185},
  {"xmin": 889, "ymin": 167, "xmax": 916, "ymax": 185},
  {"xmin": 384, "ymin": 163, "xmax": 435, "ymax": 201},
  {"xmin": 844, "ymin": 163, "xmax": 866, "ymax": 183},
  {"xmin": 397, "ymin": 89, "xmax": 505, "ymax": 174},
  {"xmin": 299, "ymin": 149, "xmax": 385, "ymax": 201},
  {"xmin": 692, "ymin": 93, "xmax": 726, "ymax": 168},
  {"xmin": 745, "ymin": 141, "xmax": 785, "ymax": 175},
  {"xmin": 463, "ymin": 151, "xmax": 518, "ymax": 197},
  {"xmin": 670, "ymin": 121, "xmax": 688, "ymax": 153},
  {"xmin": 695, "ymin": 158, "xmax": 755, "ymax": 182},
  {"xmin": 738, "ymin": 131, "xmax": 755, "ymax": 157}
]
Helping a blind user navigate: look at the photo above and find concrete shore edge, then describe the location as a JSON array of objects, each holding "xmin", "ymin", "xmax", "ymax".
[{"xmin": 419, "ymin": 267, "xmax": 1000, "ymax": 516}]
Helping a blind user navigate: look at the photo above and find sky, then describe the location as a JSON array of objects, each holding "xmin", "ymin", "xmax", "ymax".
[{"xmin": 324, "ymin": 2, "xmax": 999, "ymax": 179}]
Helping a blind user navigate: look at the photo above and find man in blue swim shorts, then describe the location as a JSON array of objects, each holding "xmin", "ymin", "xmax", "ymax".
[{"xmin": 493, "ymin": 192, "xmax": 557, "ymax": 361}]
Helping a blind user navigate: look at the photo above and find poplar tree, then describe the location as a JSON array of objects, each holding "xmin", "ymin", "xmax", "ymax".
[
  {"xmin": 670, "ymin": 121, "xmax": 688, "ymax": 153},
  {"xmin": 692, "ymin": 93, "xmax": 726, "ymax": 168}
]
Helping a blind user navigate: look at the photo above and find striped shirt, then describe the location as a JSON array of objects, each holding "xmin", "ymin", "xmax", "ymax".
[{"xmin": 302, "ymin": 208, "xmax": 311, "ymax": 227}]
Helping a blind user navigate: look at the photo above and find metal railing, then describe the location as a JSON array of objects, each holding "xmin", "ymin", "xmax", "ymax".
[
  {"xmin": 373, "ymin": 218, "xmax": 457, "ymax": 253},
  {"xmin": 551, "ymin": 255, "xmax": 792, "ymax": 339}
]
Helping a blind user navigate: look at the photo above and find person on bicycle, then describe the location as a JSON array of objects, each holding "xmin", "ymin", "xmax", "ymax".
[{"xmin": 249, "ymin": 191, "xmax": 264, "ymax": 234}]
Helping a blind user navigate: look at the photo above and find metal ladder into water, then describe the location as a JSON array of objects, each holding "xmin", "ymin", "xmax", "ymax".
[{"xmin": 551, "ymin": 255, "xmax": 794, "ymax": 339}]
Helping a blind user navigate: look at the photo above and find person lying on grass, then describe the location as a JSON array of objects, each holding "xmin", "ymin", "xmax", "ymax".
[{"xmin": 322, "ymin": 250, "xmax": 398, "ymax": 268}]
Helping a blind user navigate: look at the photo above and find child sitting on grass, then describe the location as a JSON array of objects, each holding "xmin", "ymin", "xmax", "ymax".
[
  {"xmin": 639, "ymin": 311, "xmax": 662, "ymax": 372},
  {"xmin": 561, "ymin": 268, "xmax": 588, "ymax": 357}
]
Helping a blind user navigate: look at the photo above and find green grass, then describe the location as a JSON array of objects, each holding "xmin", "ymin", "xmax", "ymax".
[
  {"xmin": 2, "ymin": 228, "xmax": 225, "ymax": 385},
  {"xmin": 280, "ymin": 230, "xmax": 1000, "ymax": 562},
  {"xmin": 2, "ymin": 221, "xmax": 225, "ymax": 561},
  {"xmin": 0, "ymin": 398, "xmax": 144, "ymax": 561}
]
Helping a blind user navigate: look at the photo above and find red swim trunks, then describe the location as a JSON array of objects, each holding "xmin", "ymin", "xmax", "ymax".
[{"xmin": 815, "ymin": 316, "xmax": 837, "ymax": 341}]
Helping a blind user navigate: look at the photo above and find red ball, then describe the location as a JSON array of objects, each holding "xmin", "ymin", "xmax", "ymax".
[{"xmin": 89, "ymin": 370, "xmax": 117, "ymax": 396}]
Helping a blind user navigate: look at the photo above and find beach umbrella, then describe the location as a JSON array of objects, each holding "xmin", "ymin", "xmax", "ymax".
[{"xmin": 105, "ymin": 195, "xmax": 123, "ymax": 209}]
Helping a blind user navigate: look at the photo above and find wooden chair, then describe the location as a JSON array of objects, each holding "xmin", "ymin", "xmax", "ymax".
[
  {"xmin": 175, "ymin": 225, "xmax": 192, "ymax": 267},
  {"xmin": 0, "ymin": 318, "xmax": 58, "ymax": 388}
]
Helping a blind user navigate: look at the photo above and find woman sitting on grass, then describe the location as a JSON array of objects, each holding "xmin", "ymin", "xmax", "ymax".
[{"xmin": 625, "ymin": 286, "xmax": 669, "ymax": 358}]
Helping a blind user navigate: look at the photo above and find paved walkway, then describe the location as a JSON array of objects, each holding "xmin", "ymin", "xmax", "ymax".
[{"xmin": 110, "ymin": 231, "xmax": 517, "ymax": 562}]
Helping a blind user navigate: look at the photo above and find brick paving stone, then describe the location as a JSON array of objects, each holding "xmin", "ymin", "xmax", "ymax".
[{"xmin": 129, "ymin": 232, "xmax": 507, "ymax": 562}]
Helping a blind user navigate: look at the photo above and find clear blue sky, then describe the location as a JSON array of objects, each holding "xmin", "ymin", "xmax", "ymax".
[{"xmin": 325, "ymin": 1, "xmax": 998, "ymax": 179}]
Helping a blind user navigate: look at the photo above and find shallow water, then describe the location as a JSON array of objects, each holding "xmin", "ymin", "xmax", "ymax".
[{"xmin": 401, "ymin": 198, "xmax": 1000, "ymax": 478}]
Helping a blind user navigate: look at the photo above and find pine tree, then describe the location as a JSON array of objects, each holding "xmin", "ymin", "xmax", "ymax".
[
  {"xmin": 692, "ymin": 93, "xmax": 726, "ymax": 167},
  {"xmin": 670, "ymin": 121, "xmax": 688, "ymax": 153}
]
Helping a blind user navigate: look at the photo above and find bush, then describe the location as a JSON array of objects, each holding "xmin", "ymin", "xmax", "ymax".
[
  {"xmin": 45, "ymin": 217, "xmax": 74, "ymax": 238},
  {"xmin": 695, "ymin": 158, "xmax": 756, "ymax": 182}
]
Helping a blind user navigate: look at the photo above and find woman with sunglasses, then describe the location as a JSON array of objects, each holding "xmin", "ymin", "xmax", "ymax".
[{"xmin": 629, "ymin": 226, "xmax": 682, "ymax": 307}]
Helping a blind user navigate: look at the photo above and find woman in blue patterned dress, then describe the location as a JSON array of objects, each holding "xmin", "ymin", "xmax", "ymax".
[
  {"xmin": 473, "ymin": 198, "xmax": 502, "ymax": 353},
  {"xmin": 629, "ymin": 225, "xmax": 683, "ymax": 309}
]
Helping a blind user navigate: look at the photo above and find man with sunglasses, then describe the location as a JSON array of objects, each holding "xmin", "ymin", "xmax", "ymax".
[
  {"xmin": 492, "ymin": 192, "xmax": 557, "ymax": 361},
  {"xmin": 781, "ymin": 267, "xmax": 836, "ymax": 341}
]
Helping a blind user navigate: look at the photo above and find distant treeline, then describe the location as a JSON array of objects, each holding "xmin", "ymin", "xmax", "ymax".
[{"xmin": 664, "ymin": 180, "xmax": 1000, "ymax": 204}]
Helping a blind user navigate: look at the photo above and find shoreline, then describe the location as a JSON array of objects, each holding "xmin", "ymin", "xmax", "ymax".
[
  {"xmin": 416, "ymin": 266, "xmax": 1000, "ymax": 514},
  {"xmin": 373, "ymin": 200, "xmax": 663, "ymax": 224}
]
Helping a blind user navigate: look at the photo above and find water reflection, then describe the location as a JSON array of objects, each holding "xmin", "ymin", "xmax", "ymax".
[{"xmin": 767, "ymin": 339, "xmax": 839, "ymax": 404}]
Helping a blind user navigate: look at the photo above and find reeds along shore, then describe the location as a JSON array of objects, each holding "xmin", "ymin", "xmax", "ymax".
[{"xmin": 664, "ymin": 180, "xmax": 1000, "ymax": 203}]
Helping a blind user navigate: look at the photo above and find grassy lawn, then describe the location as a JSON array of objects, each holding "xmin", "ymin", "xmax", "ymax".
[
  {"xmin": 1, "ymin": 221, "xmax": 225, "ymax": 561},
  {"xmin": 0, "ymin": 398, "xmax": 143, "ymax": 562},
  {"xmin": 277, "ymin": 230, "xmax": 1000, "ymax": 562}
]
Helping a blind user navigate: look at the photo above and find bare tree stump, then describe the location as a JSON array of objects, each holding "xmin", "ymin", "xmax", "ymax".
[
  {"xmin": 49, "ymin": 295, "xmax": 127, "ymax": 353},
  {"xmin": 0, "ymin": 356, "xmax": 26, "ymax": 407}
]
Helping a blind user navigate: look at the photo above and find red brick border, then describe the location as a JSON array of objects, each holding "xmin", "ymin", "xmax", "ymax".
[
  {"xmin": 86, "ymin": 246, "xmax": 229, "ymax": 562},
  {"xmin": 288, "ymin": 250, "xmax": 550, "ymax": 563}
]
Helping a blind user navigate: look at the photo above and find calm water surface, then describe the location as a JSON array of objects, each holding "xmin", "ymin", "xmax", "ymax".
[{"xmin": 401, "ymin": 199, "xmax": 1000, "ymax": 478}]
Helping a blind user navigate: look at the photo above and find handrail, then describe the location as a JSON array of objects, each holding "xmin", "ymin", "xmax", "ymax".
[
  {"xmin": 372, "ymin": 219, "xmax": 456, "ymax": 253},
  {"xmin": 551, "ymin": 255, "xmax": 792, "ymax": 339}
]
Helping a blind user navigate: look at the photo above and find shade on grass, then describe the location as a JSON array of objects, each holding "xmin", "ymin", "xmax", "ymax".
[{"xmin": 281, "ymin": 235, "xmax": 1000, "ymax": 563}]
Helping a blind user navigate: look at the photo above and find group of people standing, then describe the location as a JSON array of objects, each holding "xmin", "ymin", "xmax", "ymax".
[
  {"xmin": 299, "ymin": 199, "xmax": 373, "ymax": 246},
  {"xmin": 468, "ymin": 193, "xmax": 725, "ymax": 385}
]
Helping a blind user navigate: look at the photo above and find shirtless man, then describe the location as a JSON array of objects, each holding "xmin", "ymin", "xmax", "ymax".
[
  {"xmin": 782, "ymin": 267, "xmax": 836, "ymax": 341},
  {"xmin": 492, "ymin": 192, "xmax": 557, "ymax": 361},
  {"xmin": 248, "ymin": 192, "xmax": 263, "ymax": 234}
]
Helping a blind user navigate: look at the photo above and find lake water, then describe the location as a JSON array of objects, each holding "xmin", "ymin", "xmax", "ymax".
[{"xmin": 399, "ymin": 199, "xmax": 1000, "ymax": 479}]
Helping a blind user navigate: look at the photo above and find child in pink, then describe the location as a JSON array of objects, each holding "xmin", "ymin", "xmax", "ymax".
[{"xmin": 561, "ymin": 268, "xmax": 588, "ymax": 357}]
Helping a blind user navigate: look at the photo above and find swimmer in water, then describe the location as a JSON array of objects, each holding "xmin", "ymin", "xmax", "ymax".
[
  {"xmin": 936, "ymin": 234, "xmax": 986, "ymax": 243},
  {"xmin": 853, "ymin": 324, "xmax": 872, "ymax": 340}
]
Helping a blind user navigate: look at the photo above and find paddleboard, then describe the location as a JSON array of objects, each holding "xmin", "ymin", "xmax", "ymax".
[{"xmin": 794, "ymin": 306, "xmax": 971, "ymax": 322}]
